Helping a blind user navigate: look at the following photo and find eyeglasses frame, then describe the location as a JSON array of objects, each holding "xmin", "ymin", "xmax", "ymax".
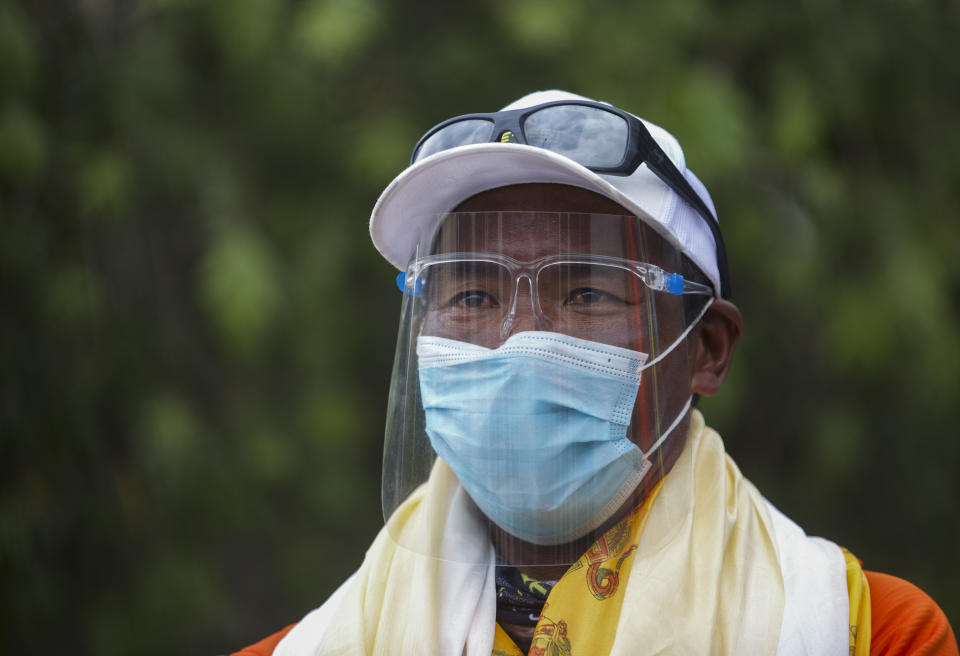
[{"xmin": 402, "ymin": 251, "xmax": 714, "ymax": 341}]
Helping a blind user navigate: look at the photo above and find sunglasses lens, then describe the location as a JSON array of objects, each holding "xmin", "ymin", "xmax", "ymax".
[
  {"xmin": 414, "ymin": 119, "xmax": 496, "ymax": 162},
  {"xmin": 523, "ymin": 105, "xmax": 629, "ymax": 168}
]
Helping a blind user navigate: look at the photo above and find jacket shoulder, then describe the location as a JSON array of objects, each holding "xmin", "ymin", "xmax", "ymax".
[{"xmin": 867, "ymin": 571, "xmax": 958, "ymax": 656}]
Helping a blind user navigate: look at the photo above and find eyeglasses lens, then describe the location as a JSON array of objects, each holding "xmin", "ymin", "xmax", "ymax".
[
  {"xmin": 522, "ymin": 106, "xmax": 629, "ymax": 168},
  {"xmin": 415, "ymin": 119, "xmax": 496, "ymax": 161},
  {"xmin": 421, "ymin": 260, "xmax": 511, "ymax": 341}
]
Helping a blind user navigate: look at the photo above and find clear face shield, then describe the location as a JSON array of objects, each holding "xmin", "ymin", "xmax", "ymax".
[{"xmin": 382, "ymin": 211, "xmax": 713, "ymax": 566}]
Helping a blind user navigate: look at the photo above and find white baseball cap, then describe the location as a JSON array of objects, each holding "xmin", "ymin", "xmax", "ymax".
[{"xmin": 369, "ymin": 90, "xmax": 724, "ymax": 297}]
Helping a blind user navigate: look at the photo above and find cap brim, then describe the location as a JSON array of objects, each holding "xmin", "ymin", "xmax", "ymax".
[{"xmin": 369, "ymin": 143, "xmax": 685, "ymax": 271}]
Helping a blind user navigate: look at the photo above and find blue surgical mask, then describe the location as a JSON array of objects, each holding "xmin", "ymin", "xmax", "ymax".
[{"xmin": 416, "ymin": 315, "xmax": 705, "ymax": 546}]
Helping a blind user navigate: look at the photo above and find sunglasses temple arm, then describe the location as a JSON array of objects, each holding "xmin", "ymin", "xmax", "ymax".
[{"xmin": 645, "ymin": 151, "xmax": 733, "ymax": 299}]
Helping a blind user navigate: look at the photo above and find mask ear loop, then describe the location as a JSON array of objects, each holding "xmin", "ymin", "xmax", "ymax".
[
  {"xmin": 639, "ymin": 395, "xmax": 693, "ymax": 460},
  {"xmin": 634, "ymin": 297, "xmax": 713, "ymax": 458},
  {"xmin": 640, "ymin": 297, "xmax": 714, "ymax": 371}
]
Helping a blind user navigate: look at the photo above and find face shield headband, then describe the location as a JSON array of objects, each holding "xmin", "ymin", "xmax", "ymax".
[{"xmin": 410, "ymin": 99, "xmax": 732, "ymax": 299}]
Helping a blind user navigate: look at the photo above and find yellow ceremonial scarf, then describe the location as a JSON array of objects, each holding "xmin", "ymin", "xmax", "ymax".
[{"xmin": 846, "ymin": 549, "xmax": 872, "ymax": 656}]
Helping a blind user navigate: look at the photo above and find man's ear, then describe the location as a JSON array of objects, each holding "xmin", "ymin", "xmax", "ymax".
[{"xmin": 690, "ymin": 300, "xmax": 743, "ymax": 396}]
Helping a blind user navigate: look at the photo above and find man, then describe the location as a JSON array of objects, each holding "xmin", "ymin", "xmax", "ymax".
[{"xmin": 234, "ymin": 91, "xmax": 956, "ymax": 655}]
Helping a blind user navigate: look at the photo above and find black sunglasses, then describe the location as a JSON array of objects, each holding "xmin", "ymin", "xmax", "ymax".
[{"xmin": 411, "ymin": 100, "xmax": 731, "ymax": 299}]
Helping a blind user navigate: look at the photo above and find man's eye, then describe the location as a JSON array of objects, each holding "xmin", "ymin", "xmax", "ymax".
[
  {"xmin": 567, "ymin": 288, "xmax": 618, "ymax": 305},
  {"xmin": 452, "ymin": 290, "xmax": 497, "ymax": 309}
]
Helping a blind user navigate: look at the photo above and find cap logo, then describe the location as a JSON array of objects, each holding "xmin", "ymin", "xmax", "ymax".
[{"xmin": 499, "ymin": 130, "xmax": 518, "ymax": 143}]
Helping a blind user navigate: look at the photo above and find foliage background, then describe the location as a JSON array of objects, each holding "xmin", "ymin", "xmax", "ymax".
[{"xmin": 1, "ymin": 0, "xmax": 958, "ymax": 653}]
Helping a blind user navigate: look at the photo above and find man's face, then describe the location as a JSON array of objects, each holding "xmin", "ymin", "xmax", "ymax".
[{"xmin": 430, "ymin": 182, "xmax": 696, "ymax": 452}]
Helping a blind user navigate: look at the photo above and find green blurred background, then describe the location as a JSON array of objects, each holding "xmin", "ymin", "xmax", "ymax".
[{"xmin": 1, "ymin": 0, "xmax": 958, "ymax": 653}]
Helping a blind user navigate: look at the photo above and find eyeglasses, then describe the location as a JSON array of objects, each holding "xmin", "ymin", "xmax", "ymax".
[
  {"xmin": 397, "ymin": 252, "xmax": 713, "ymax": 344},
  {"xmin": 411, "ymin": 100, "xmax": 731, "ymax": 299}
]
